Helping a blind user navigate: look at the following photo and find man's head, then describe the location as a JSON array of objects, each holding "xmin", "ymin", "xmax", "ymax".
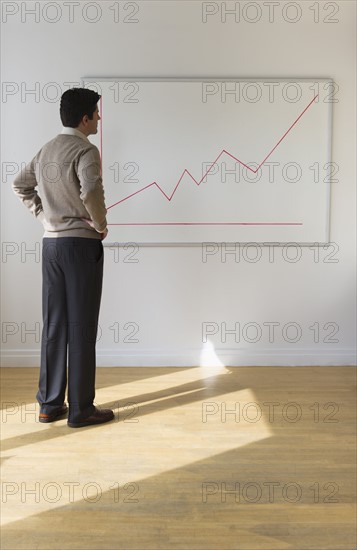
[{"xmin": 60, "ymin": 88, "xmax": 101, "ymax": 136}]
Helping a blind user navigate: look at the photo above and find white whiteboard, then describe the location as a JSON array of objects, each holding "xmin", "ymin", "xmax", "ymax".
[{"xmin": 82, "ymin": 78, "xmax": 333, "ymax": 244}]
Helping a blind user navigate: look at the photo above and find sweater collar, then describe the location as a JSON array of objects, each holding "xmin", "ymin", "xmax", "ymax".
[{"xmin": 61, "ymin": 127, "xmax": 90, "ymax": 143}]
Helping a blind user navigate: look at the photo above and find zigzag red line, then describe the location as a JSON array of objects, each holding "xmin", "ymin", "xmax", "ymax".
[{"xmin": 106, "ymin": 94, "xmax": 318, "ymax": 210}]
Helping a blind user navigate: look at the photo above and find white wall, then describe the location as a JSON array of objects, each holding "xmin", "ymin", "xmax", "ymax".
[{"xmin": 1, "ymin": 0, "xmax": 356, "ymax": 366}]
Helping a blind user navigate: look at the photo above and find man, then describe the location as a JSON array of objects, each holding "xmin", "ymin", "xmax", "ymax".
[{"xmin": 12, "ymin": 87, "xmax": 114, "ymax": 428}]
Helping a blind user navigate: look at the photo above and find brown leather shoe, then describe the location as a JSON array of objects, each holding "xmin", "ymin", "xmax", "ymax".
[
  {"xmin": 39, "ymin": 404, "xmax": 68, "ymax": 423},
  {"xmin": 67, "ymin": 407, "xmax": 114, "ymax": 428}
]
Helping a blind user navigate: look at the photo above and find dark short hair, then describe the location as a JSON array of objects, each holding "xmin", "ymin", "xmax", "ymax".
[{"xmin": 60, "ymin": 87, "xmax": 101, "ymax": 127}]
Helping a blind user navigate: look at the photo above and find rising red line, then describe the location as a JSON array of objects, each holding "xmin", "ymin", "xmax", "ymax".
[{"xmin": 106, "ymin": 94, "xmax": 318, "ymax": 211}]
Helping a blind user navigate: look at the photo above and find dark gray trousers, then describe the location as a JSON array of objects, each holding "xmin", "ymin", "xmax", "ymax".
[{"xmin": 36, "ymin": 237, "xmax": 103, "ymax": 423}]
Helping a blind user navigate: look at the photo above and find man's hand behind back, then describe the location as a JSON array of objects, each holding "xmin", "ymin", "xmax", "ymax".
[{"xmin": 81, "ymin": 217, "xmax": 108, "ymax": 240}]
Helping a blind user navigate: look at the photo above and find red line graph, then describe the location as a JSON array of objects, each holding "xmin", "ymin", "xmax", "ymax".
[{"xmin": 104, "ymin": 94, "xmax": 318, "ymax": 226}]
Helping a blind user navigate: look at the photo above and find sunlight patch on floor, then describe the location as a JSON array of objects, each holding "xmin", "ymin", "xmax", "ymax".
[{"xmin": 1, "ymin": 380, "xmax": 272, "ymax": 526}]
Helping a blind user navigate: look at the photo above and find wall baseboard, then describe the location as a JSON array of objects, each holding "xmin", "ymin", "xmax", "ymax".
[{"xmin": 1, "ymin": 348, "xmax": 356, "ymax": 367}]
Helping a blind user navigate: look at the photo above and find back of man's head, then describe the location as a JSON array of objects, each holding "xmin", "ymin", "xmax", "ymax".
[{"xmin": 60, "ymin": 88, "xmax": 101, "ymax": 128}]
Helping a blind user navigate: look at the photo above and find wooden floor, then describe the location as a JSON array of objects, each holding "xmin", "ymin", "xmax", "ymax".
[{"xmin": 1, "ymin": 366, "xmax": 356, "ymax": 550}]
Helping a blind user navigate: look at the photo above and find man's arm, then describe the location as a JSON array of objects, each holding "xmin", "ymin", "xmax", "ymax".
[
  {"xmin": 12, "ymin": 156, "xmax": 45, "ymax": 223},
  {"xmin": 77, "ymin": 147, "xmax": 107, "ymax": 233}
]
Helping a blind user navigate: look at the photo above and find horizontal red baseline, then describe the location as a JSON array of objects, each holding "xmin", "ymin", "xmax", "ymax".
[{"xmin": 107, "ymin": 222, "xmax": 303, "ymax": 226}]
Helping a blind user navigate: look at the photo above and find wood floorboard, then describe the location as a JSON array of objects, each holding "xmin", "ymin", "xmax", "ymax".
[{"xmin": 1, "ymin": 366, "xmax": 356, "ymax": 549}]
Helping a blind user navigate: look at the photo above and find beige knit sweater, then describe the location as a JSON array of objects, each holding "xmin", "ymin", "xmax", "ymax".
[{"xmin": 12, "ymin": 129, "xmax": 107, "ymax": 239}]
